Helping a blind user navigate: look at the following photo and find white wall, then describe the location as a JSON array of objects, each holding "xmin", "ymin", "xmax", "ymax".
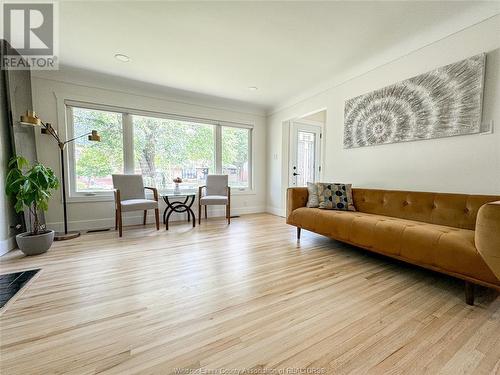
[
  {"xmin": 302, "ymin": 110, "xmax": 326, "ymax": 123},
  {"xmin": 32, "ymin": 68, "xmax": 267, "ymax": 231},
  {"xmin": 267, "ymin": 16, "xmax": 500, "ymax": 216}
]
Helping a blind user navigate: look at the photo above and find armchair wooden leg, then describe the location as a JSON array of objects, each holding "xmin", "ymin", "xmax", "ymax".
[
  {"xmin": 205, "ymin": 205, "xmax": 207, "ymax": 219},
  {"xmin": 118, "ymin": 209, "xmax": 123, "ymax": 237},
  {"xmin": 154, "ymin": 208, "xmax": 160, "ymax": 230},
  {"xmin": 143, "ymin": 210, "xmax": 147, "ymax": 225},
  {"xmin": 115, "ymin": 209, "xmax": 118, "ymax": 230},
  {"xmin": 199, "ymin": 203, "xmax": 202, "ymax": 225},
  {"xmin": 227, "ymin": 204, "xmax": 230, "ymax": 224},
  {"xmin": 297, "ymin": 227, "xmax": 301, "ymax": 240},
  {"xmin": 465, "ymin": 281, "xmax": 475, "ymax": 305}
]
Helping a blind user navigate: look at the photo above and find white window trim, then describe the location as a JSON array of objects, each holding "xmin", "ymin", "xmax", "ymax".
[{"xmin": 66, "ymin": 100, "xmax": 254, "ymax": 202}]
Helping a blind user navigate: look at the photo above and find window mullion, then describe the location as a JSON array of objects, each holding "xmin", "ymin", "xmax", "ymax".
[
  {"xmin": 123, "ymin": 113, "xmax": 134, "ymax": 174},
  {"xmin": 215, "ymin": 124, "xmax": 222, "ymax": 174}
]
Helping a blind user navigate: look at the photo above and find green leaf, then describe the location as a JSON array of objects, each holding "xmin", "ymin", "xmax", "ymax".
[{"xmin": 5, "ymin": 155, "xmax": 59, "ymax": 233}]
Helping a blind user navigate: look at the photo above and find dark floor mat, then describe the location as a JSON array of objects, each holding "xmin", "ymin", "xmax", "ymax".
[{"xmin": 0, "ymin": 269, "xmax": 40, "ymax": 309}]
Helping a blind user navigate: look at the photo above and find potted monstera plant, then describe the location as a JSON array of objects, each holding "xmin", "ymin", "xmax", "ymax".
[{"xmin": 5, "ymin": 156, "xmax": 59, "ymax": 255}]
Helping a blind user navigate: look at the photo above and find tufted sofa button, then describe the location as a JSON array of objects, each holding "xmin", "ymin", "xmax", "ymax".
[
  {"xmin": 464, "ymin": 207, "xmax": 470, "ymax": 214},
  {"xmin": 432, "ymin": 204, "xmax": 437, "ymax": 209},
  {"xmin": 403, "ymin": 201, "xmax": 408, "ymax": 206}
]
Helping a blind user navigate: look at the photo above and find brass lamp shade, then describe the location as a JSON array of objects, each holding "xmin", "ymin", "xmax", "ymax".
[
  {"xmin": 88, "ymin": 130, "xmax": 101, "ymax": 142},
  {"xmin": 20, "ymin": 110, "xmax": 41, "ymax": 126}
]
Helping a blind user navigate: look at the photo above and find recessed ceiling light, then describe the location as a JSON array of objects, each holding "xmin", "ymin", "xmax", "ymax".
[
  {"xmin": 114, "ymin": 53, "xmax": 130, "ymax": 62},
  {"xmin": 248, "ymin": 86, "xmax": 258, "ymax": 91}
]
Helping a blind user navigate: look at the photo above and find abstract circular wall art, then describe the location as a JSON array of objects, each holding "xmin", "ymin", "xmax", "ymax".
[{"xmin": 343, "ymin": 53, "xmax": 485, "ymax": 148}]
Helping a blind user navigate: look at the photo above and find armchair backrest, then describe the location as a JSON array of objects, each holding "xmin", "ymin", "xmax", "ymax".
[
  {"xmin": 112, "ymin": 174, "xmax": 145, "ymax": 200},
  {"xmin": 206, "ymin": 174, "xmax": 228, "ymax": 196}
]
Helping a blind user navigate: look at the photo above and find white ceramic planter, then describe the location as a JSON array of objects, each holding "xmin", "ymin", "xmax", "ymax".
[{"xmin": 16, "ymin": 230, "xmax": 55, "ymax": 256}]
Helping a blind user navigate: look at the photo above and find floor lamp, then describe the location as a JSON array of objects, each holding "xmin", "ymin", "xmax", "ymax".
[{"xmin": 20, "ymin": 110, "xmax": 101, "ymax": 241}]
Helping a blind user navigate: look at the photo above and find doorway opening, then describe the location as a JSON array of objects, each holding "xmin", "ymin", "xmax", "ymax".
[{"xmin": 288, "ymin": 110, "xmax": 325, "ymax": 188}]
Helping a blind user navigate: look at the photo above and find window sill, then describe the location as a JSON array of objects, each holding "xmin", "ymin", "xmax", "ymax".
[
  {"xmin": 67, "ymin": 189, "xmax": 256, "ymax": 203},
  {"xmin": 231, "ymin": 189, "xmax": 256, "ymax": 196},
  {"xmin": 67, "ymin": 195, "xmax": 115, "ymax": 204}
]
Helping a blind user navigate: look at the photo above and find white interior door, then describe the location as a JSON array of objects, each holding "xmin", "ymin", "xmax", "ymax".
[{"xmin": 289, "ymin": 122, "xmax": 322, "ymax": 187}]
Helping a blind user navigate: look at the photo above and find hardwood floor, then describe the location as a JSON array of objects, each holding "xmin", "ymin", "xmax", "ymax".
[{"xmin": 0, "ymin": 213, "xmax": 499, "ymax": 375}]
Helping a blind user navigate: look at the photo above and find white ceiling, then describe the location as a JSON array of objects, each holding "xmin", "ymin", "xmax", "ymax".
[{"xmin": 57, "ymin": 1, "xmax": 500, "ymax": 111}]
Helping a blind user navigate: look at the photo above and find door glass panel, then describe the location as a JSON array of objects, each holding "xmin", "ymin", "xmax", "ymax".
[{"xmin": 296, "ymin": 131, "xmax": 316, "ymax": 186}]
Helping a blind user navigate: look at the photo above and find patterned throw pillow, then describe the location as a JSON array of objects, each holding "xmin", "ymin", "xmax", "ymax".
[
  {"xmin": 306, "ymin": 182, "xmax": 320, "ymax": 208},
  {"xmin": 317, "ymin": 183, "xmax": 356, "ymax": 211}
]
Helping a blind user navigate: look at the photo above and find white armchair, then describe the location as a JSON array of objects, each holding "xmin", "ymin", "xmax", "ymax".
[
  {"xmin": 112, "ymin": 174, "xmax": 160, "ymax": 237},
  {"xmin": 198, "ymin": 175, "xmax": 231, "ymax": 225}
]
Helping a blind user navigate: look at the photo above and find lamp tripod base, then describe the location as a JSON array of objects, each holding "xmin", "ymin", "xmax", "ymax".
[{"xmin": 54, "ymin": 231, "xmax": 81, "ymax": 241}]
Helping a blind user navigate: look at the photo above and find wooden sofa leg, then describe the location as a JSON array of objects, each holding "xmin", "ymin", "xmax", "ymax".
[
  {"xmin": 465, "ymin": 281, "xmax": 475, "ymax": 305},
  {"xmin": 297, "ymin": 227, "xmax": 301, "ymax": 240}
]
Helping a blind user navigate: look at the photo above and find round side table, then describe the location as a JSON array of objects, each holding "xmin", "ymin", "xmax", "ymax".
[{"xmin": 162, "ymin": 192, "xmax": 196, "ymax": 230}]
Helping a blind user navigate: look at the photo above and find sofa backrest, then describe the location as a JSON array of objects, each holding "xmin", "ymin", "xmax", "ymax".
[{"xmin": 352, "ymin": 188, "xmax": 500, "ymax": 230}]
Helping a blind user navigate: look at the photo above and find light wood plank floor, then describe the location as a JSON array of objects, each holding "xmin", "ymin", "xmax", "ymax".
[{"xmin": 0, "ymin": 214, "xmax": 499, "ymax": 375}]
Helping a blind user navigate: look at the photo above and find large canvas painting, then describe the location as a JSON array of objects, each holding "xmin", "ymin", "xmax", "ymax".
[{"xmin": 344, "ymin": 54, "xmax": 485, "ymax": 148}]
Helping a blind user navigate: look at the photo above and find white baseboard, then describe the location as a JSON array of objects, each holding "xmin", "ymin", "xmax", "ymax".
[
  {"xmin": 266, "ymin": 206, "xmax": 285, "ymax": 217},
  {"xmin": 47, "ymin": 205, "xmax": 267, "ymax": 232},
  {"xmin": 0, "ymin": 236, "xmax": 17, "ymax": 256}
]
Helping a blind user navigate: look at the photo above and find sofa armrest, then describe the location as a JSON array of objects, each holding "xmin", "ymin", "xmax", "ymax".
[
  {"xmin": 286, "ymin": 187, "xmax": 308, "ymax": 224},
  {"xmin": 475, "ymin": 201, "xmax": 500, "ymax": 280}
]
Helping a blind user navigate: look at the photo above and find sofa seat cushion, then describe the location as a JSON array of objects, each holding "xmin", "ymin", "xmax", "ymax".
[{"xmin": 289, "ymin": 208, "xmax": 499, "ymax": 285}]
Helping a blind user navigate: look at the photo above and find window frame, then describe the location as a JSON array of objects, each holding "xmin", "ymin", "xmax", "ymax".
[{"xmin": 66, "ymin": 101, "xmax": 254, "ymax": 202}]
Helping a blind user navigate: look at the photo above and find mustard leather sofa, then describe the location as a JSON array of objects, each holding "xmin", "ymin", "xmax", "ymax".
[{"xmin": 287, "ymin": 187, "xmax": 500, "ymax": 305}]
